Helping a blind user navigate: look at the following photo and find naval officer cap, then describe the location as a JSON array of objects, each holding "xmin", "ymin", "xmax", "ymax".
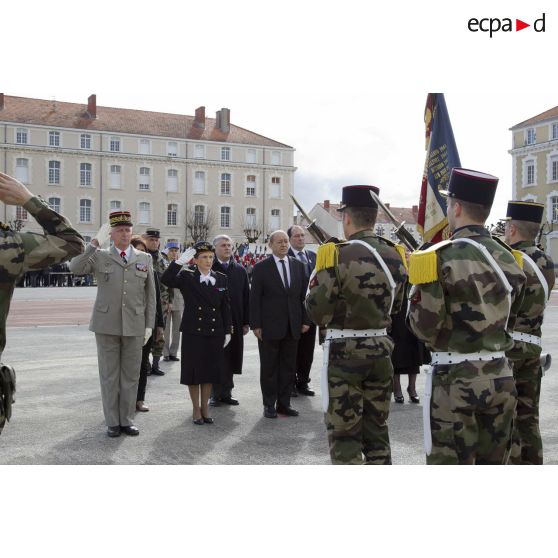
[
  {"xmin": 504, "ymin": 200, "xmax": 545, "ymax": 224},
  {"xmin": 337, "ymin": 185, "xmax": 381, "ymax": 211},
  {"xmin": 440, "ymin": 168, "xmax": 499, "ymax": 207},
  {"xmin": 144, "ymin": 228, "xmax": 161, "ymax": 238},
  {"xmin": 194, "ymin": 240, "xmax": 214, "ymax": 256},
  {"xmin": 109, "ymin": 210, "xmax": 133, "ymax": 227}
]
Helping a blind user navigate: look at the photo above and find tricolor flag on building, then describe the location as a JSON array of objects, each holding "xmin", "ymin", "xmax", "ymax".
[{"xmin": 417, "ymin": 93, "xmax": 461, "ymax": 242}]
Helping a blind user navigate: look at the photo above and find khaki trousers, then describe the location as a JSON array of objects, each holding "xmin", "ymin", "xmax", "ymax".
[{"xmin": 95, "ymin": 333, "xmax": 144, "ymax": 427}]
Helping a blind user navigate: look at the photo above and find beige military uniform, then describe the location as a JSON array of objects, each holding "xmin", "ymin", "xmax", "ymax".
[{"xmin": 69, "ymin": 244, "xmax": 156, "ymax": 427}]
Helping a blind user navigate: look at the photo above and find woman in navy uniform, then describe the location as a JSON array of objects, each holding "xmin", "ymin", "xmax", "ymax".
[{"xmin": 161, "ymin": 241, "xmax": 232, "ymax": 424}]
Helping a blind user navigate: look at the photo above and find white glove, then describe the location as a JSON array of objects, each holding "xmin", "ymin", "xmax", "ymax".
[
  {"xmin": 93, "ymin": 223, "xmax": 111, "ymax": 247},
  {"xmin": 224, "ymin": 334, "xmax": 231, "ymax": 348},
  {"xmin": 143, "ymin": 327, "xmax": 152, "ymax": 346},
  {"xmin": 176, "ymin": 247, "xmax": 196, "ymax": 266}
]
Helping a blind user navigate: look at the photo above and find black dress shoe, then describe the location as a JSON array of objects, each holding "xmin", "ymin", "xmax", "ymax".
[
  {"xmin": 202, "ymin": 416, "xmax": 214, "ymax": 424},
  {"xmin": 193, "ymin": 417, "xmax": 204, "ymax": 425},
  {"xmin": 277, "ymin": 405, "xmax": 299, "ymax": 417},
  {"xmin": 150, "ymin": 367, "xmax": 165, "ymax": 376},
  {"xmin": 121, "ymin": 425, "xmax": 139, "ymax": 436},
  {"xmin": 290, "ymin": 388, "xmax": 299, "ymax": 397},
  {"xmin": 264, "ymin": 405, "xmax": 277, "ymax": 418},
  {"xmin": 169, "ymin": 355, "xmax": 180, "ymax": 361},
  {"xmin": 297, "ymin": 385, "xmax": 315, "ymax": 396},
  {"xmin": 107, "ymin": 426, "xmax": 121, "ymax": 437},
  {"xmin": 220, "ymin": 397, "xmax": 239, "ymax": 406},
  {"xmin": 209, "ymin": 397, "xmax": 221, "ymax": 407},
  {"xmin": 407, "ymin": 389, "xmax": 420, "ymax": 404}
]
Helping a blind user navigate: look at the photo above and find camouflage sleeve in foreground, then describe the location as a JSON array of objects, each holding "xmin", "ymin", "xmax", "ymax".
[{"xmin": 19, "ymin": 196, "xmax": 85, "ymax": 271}]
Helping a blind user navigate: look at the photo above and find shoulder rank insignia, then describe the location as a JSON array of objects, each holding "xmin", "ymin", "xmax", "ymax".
[
  {"xmin": 215, "ymin": 270, "xmax": 226, "ymax": 276},
  {"xmin": 315, "ymin": 242, "xmax": 339, "ymax": 272},
  {"xmin": 511, "ymin": 249, "xmax": 524, "ymax": 269},
  {"xmin": 408, "ymin": 240, "xmax": 452, "ymax": 285}
]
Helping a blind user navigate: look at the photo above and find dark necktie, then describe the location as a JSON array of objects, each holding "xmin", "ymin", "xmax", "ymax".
[
  {"xmin": 120, "ymin": 251, "xmax": 127, "ymax": 264},
  {"xmin": 279, "ymin": 259, "xmax": 289, "ymax": 288}
]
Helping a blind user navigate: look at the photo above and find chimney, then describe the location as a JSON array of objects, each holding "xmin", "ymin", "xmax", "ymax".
[
  {"xmin": 220, "ymin": 108, "xmax": 230, "ymax": 132},
  {"xmin": 324, "ymin": 200, "xmax": 330, "ymax": 209},
  {"xmin": 194, "ymin": 106, "xmax": 205, "ymax": 128},
  {"xmin": 87, "ymin": 94, "xmax": 96, "ymax": 119},
  {"xmin": 412, "ymin": 205, "xmax": 418, "ymax": 218},
  {"xmin": 0, "ymin": 93, "xmax": 4, "ymax": 111},
  {"xmin": 385, "ymin": 202, "xmax": 390, "ymax": 209}
]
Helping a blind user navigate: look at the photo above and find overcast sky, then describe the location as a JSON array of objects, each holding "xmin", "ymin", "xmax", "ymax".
[{"xmin": 3, "ymin": 0, "xmax": 556, "ymax": 227}]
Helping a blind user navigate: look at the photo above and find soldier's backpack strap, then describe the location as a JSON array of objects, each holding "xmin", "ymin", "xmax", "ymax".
[
  {"xmin": 453, "ymin": 238, "xmax": 514, "ymax": 329},
  {"xmin": 522, "ymin": 252, "xmax": 550, "ymax": 301},
  {"xmin": 408, "ymin": 240, "xmax": 453, "ymax": 285},
  {"xmin": 348, "ymin": 239, "xmax": 397, "ymax": 314}
]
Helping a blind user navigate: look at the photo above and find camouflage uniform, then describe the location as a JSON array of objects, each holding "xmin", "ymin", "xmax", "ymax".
[
  {"xmin": 506, "ymin": 241, "xmax": 555, "ymax": 464},
  {"xmin": 149, "ymin": 250, "xmax": 171, "ymax": 360},
  {"xmin": 0, "ymin": 196, "xmax": 85, "ymax": 433},
  {"xmin": 408, "ymin": 225, "xmax": 526, "ymax": 464},
  {"xmin": 305, "ymin": 230, "xmax": 407, "ymax": 464}
]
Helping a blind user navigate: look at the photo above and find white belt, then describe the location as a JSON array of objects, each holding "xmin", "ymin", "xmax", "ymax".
[
  {"xmin": 423, "ymin": 350, "xmax": 506, "ymax": 455},
  {"xmin": 429, "ymin": 350, "xmax": 506, "ymax": 366},
  {"xmin": 321, "ymin": 328, "xmax": 388, "ymax": 412},
  {"xmin": 510, "ymin": 331, "xmax": 542, "ymax": 347},
  {"xmin": 325, "ymin": 328, "xmax": 387, "ymax": 340}
]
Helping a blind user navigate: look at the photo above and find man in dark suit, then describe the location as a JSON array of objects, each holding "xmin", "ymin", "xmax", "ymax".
[
  {"xmin": 287, "ymin": 225, "xmax": 317, "ymax": 397},
  {"xmin": 250, "ymin": 230, "xmax": 311, "ymax": 418}
]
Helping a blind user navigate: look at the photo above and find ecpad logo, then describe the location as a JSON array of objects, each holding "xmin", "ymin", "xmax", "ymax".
[{"xmin": 468, "ymin": 13, "xmax": 546, "ymax": 37}]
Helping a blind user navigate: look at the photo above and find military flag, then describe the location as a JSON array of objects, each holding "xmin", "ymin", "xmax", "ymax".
[{"xmin": 417, "ymin": 93, "xmax": 461, "ymax": 242}]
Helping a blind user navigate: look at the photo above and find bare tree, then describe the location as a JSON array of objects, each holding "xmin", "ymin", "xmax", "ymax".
[
  {"xmin": 241, "ymin": 217, "xmax": 263, "ymax": 243},
  {"xmin": 7, "ymin": 219, "xmax": 25, "ymax": 232},
  {"xmin": 185, "ymin": 207, "xmax": 215, "ymax": 243}
]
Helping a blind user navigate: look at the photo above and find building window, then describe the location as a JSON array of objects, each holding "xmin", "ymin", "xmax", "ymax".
[
  {"xmin": 79, "ymin": 199, "xmax": 92, "ymax": 223},
  {"xmin": 551, "ymin": 196, "xmax": 558, "ymax": 223},
  {"xmin": 167, "ymin": 204, "xmax": 178, "ymax": 226},
  {"xmin": 526, "ymin": 128, "xmax": 536, "ymax": 145},
  {"xmin": 553, "ymin": 123, "xmax": 558, "ymax": 141},
  {"xmin": 16, "ymin": 128, "xmax": 28, "ymax": 145},
  {"xmin": 526, "ymin": 161, "xmax": 535, "ymax": 185},
  {"xmin": 48, "ymin": 197, "xmax": 61, "ymax": 213},
  {"xmin": 15, "ymin": 158, "xmax": 29, "ymax": 183},
  {"xmin": 110, "ymin": 200, "xmax": 122, "ymax": 211},
  {"xmin": 49, "ymin": 131, "xmax": 61, "ymax": 147},
  {"xmin": 194, "ymin": 171, "xmax": 205, "ymax": 194},
  {"xmin": 194, "ymin": 144, "xmax": 205, "ymax": 159},
  {"xmin": 245, "ymin": 207, "xmax": 256, "ymax": 227},
  {"xmin": 246, "ymin": 149, "xmax": 257, "ymax": 164},
  {"xmin": 271, "ymin": 151, "xmax": 281, "ymax": 165},
  {"xmin": 220, "ymin": 206, "xmax": 231, "ymax": 228},
  {"xmin": 220, "ymin": 173, "xmax": 231, "ymax": 195},
  {"xmin": 221, "ymin": 146, "xmax": 230, "ymax": 161},
  {"xmin": 139, "ymin": 139, "xmax": 151, "ymax": 155},
  {"xmin": 110, "ymin": 165, "xmax": 121, "ymax": 188},
  {"xmin": 552, "ymin": 158, "xmax": 558, "ymax": 182},
  {"xmin": 167, "ymin": 141, "xmax": 178, "ymax": 157},
  {"xmin": 194, "ymin": 204, "xmax": 205, "ymax": 225},
  {"xmin": 80, "ymin": 134, "xmax": 91, "ymax": 149},
  {"xmin": 246, "ymin": 175, "xmax": 256, "ymax": 196},
  {"xmin": 270, "ymin": 208, "xmax": 280, "ymax": 230},
  {"xmin": 167, "ymin": 169, "xmax": 178, "ymax": 192},
  {"xmin": 139, "ymin": 167, "xmax": 151, "ymax": 191},
  {"xmin": 110, "ymin": 137, "xmax": 121, "ymax": 152},
  {"xmin": 139, "ymin": 202, "xmax": 151, "ymax": 224},
  {"xmin": 80, "ymin": 163, "xmax": 92, "ymax": 186},
  {"xmin": 48, "ymin": 161, "xmax": 61, "ymax": 185},
  {"xmin": 270, "ymin": 176, "xmax": 281, "ymax": 198},
  {"xmin": 15, "ymin": 206, "xmax": 28, "ymax": 220}
]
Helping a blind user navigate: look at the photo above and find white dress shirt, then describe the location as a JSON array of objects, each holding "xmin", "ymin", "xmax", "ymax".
[
  {"xmin": 199, "ymin": 272, "xmax": 216, "ymax": 286},
  {"xmin": 116, "ymin": 245, "xmax": 132, "ymax": 261},
  {"xmin": 272, "ymin": 254, "xmax": 291, "ymax": 288}
]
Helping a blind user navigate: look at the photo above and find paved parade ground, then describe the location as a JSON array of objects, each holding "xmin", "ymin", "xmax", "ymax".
[{"xmin": 2, "ymin": 286, "xmax": 558, "ymax": 465}]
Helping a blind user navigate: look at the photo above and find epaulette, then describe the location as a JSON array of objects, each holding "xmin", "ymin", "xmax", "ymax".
[
  {"xmin": 215, "ymin": 270, "xmax": 227, "ymax": 276},
  {"xmin": 315, "ymin": 242, "xmax": 342, "ymax": 272},
  {"xmin": 408, "ymin": 240, "xmax": 452, "ymax": 285},
  {"xmin": 491, "ymin": 236, "xmax": 523, "ymax": 268},
  {"xmin": 183, "ymin": 265, "xmax": 195, "ymax": 273}
]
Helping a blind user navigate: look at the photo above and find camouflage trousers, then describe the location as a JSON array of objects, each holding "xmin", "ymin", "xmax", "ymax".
[
  {"xmin": 427, "ymin": 368, "xmax": 517, "ymax": 465},
  {"xmin": 150, "ymin": 314, "xmax": 167, "ymax": 359},
  {"xmin": 326, "ymin": 356, "xmax": 393, "ymax": 465},
  {"xmin": 508, "ymin": 357, "xmax": 543, "ymax": 465}
]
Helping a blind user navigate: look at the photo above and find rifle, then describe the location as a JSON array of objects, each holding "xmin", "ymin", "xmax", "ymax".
[
  {"xmin": 369, "ymin": 191, "xmax": 419, "ymax": 251},
  {"xmin": 290, "ymin": 194, "xmax": 334, "ymax": 245}
]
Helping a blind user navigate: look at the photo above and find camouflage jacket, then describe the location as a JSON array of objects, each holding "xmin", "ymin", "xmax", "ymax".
[
  {"xmin": 305, "ymin": 229, "xmax": 408, "ymax": 360},
  {"xmin": 408, "ymin": 225, "xmax": 526, "ymax": 376},
  {"xmin": 0, "ymin": 196, "xmax": 85, "ymax": 355},
  {"xmin": 507, "ymin": 240, "xmax": 555, "ymax": 360},
  {"xmin": 149, "ymin": 250, "xmax": 172, "ymax": 306}
]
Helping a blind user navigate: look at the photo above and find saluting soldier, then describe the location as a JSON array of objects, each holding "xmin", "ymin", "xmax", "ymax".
[
  {"xmin": 69, "ymin": 211, "xmax": 156, "ymax": 437},
  {"xmin": 502, "ymin": 201, "xmax": 555, "ymax": 464},
  {"xmin": 408, "ymin": 168, "xmax": 526, "ymax": 465},
  {"xmin": 0, "ymin": 172, "xmax": 85, "ymax": 435},
  {"xmin": 305, "ymin": 185, "xmax": 408, "ymax": 465}
]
